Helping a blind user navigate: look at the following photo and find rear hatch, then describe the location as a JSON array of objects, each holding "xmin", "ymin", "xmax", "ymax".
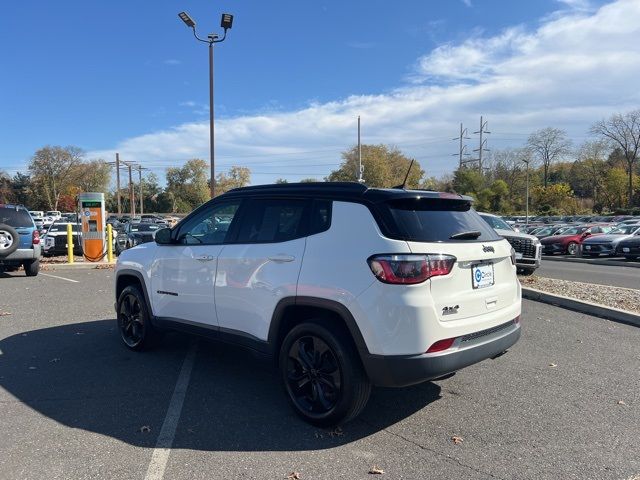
[
  {"xmin": 382, "ymin": 196, "xmax": 518, "ymax": 322},
  {"xmin": 0, "ymin": 207, "xmax": 34, "ymax": 249}
]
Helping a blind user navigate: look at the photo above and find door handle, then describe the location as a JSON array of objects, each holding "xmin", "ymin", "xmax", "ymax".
[
  {"xmin": 268, "ymin": 254, "xmax": 295, "ymax": 263},
  {"xmin": 196, "ymin": 254, "xmax": 215, "ymax": 262}
]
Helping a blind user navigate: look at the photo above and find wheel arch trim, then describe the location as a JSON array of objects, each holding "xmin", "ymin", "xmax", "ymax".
[{"xmin": 267, "ymin": 296, "xmax": 370, "ymax": 355}]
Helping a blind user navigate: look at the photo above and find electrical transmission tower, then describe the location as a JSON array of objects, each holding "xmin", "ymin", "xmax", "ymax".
[
  {"xmin": 473, "ymin": 115, "xmax": 490, "ymax": 174},
  {"xmin": 452, "ymin": 123, "xmax": 471, "ymax": 168}
]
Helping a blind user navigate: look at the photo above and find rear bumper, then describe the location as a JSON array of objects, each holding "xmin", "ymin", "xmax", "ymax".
[
  {"xmin": 361, "ymin": 320, "xmax": 521, "ymax": 387},
  {"xmin": 0, "ymin": 246, "xmax": 41, "ymax": 264}
]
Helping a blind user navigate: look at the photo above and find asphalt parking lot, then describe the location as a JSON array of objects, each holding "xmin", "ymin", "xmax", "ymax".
[{"xmin": 0, "ymin": 268, "xmax": 639, "ymax": 480}]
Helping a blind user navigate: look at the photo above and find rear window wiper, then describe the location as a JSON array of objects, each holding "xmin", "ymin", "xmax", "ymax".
[{"xmin": 449, "ymin": 231, "xmax": 481, "ymax": 240}]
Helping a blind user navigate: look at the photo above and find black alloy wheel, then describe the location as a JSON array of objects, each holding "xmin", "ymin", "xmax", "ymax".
[
  {"xmin": 286, "ymin": 335, "xmax": 342, "ymax": 415},
  {"xmin": 280, "ymin": 321, "xmax": 371, "ymax": 426},
  {"xmin": 117, "ymin": 286, "xmax": 157, "ymax": 350}
]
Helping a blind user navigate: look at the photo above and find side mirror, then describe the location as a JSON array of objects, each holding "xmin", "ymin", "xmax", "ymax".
[
  {"xmin": 582, "ymin": 231, "xmax": 591, "ymax": 237},
  {"xmin": 155, "ymin": 228, "xmax": 173, "ymax": 245}
]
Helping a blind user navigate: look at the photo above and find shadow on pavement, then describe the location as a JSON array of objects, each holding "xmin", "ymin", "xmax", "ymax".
[{"xmin": 0, "ymin": 320, "xmax": 441, "ymax": 451}]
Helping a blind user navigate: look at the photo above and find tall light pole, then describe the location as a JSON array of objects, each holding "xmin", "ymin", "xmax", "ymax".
[
  {"xmin": 178, "ymin": 11, "xmax": 234, "ymax": 198},
  {"xmin": 523, "ymin": 158, "xmax": 530, "ymax": 227}
]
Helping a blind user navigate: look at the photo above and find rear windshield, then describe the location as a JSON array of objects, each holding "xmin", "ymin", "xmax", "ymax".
[
  {"xmin": 0, "ymin": 207, "xmax": 33, "ymax": 228},
  {"xmin": 384, "ymin": 198, "xmax": 501, "ymax": 242}
]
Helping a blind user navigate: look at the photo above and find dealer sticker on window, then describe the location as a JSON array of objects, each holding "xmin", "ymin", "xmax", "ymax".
[{"xmin": 472, "ymin": 263, "xmax": 494, "ymax": 289}]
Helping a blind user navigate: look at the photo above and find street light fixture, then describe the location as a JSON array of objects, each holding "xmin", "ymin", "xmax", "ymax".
[{"xmin": 178, "ymin": 11, "xmax": 234, "ymax": 198}]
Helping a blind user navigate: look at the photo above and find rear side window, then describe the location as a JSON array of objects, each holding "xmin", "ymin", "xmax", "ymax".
[
  {"xmin": 309, "ymin": 200, "xmax": 332, "ymax": 235},
  {"xmin": 0, "ymin": 207, "xmax": 33, "ymax": 228},
  {"xmin": 383, "ymin": 198, "xmax": 500, "ymax": 242},
  {"xmin": 236, "ymin": 199, "xmax": 308, "ymax": 243}
]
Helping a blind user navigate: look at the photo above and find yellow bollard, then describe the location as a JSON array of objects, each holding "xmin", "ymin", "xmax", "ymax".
[
  {"xmin": 67, "ymin": 223, "xmax": 74, "ymax": 264},
  {"xmin": 107, "ymin": 224, "xmax": 114, "ymax": 263}
]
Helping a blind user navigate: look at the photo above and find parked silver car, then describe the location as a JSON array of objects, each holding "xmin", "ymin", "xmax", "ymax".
[{"xmin": 581, "ymin": 224, "xmax": 640, "ymax": 256}]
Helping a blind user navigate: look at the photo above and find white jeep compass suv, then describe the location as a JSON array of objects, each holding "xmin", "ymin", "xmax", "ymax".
[{"xmin": 114, "ymin": 182, "xmax": 521, "ymax": 425}]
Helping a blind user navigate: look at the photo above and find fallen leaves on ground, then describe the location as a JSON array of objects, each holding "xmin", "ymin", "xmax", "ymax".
[
  {"xmin": 0, "ymin": 312, "xmax": 12, "ymax": 316},
  {"xmin": 549, "ymin": 363, "xmax": 558, "ymax": 368},
  {"xmin": 451, "ymin": 435, "xmax": 464, "ymax": 445},
  {"xmin": 286, "ymin": 472, "xmax": 301, "ymax": 479},
  {"xmin": 369, "ymin": 466, "xmax": 384, "ymax": 474},
  {"xmin": 617, "ymin": 400, "xmax": 627, "ymax": 406},
  {"xmin": 140, "ymin": 425, "xmax": 151, "ymax": 433},
  {"xmin": 95, "ymin": 264, "xmax": 114, "ymax": 270}
]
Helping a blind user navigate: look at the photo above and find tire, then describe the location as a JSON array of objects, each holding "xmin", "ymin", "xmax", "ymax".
[
  {"xmin": 116, "ymin": 285, "xmax": 159, "ymax": 351},
  {"xmin": 0, "ymin": 224, "xmax": 20, "ymax": 257},
  {"xmin": 279, "ymin": 320, "xmax": 371, "ymax": 427},
  {"xmin": 567, "ymin": 242, "xmax": 578, "ymax": 256},
  {"xmin": 24, "ymin": 259, "xmax": 39, "ymax": 277}
]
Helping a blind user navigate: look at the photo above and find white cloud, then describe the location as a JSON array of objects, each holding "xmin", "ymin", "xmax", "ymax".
[
  {"xmin": 461, "ymin": 0, "xmax": 472, "ymax": 7},
  {"xmin": 89, "ymin": 0, "xmax": 640, "ymax": 184},
  {"xmin": 163, "ymin": 59, "xmax": 181, "ymax": 66}
]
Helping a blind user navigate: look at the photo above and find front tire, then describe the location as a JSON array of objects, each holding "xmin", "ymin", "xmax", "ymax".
[
  {"xmin": 567, "ymin": 242, "xmax": 578, "ymax": 256},
  {"xmin": 117, "ymin": 285, "xmax": 158, "ymax": 351},
  {"xmin": 279, "ymin": 321, "xmax": 371, "ymax": 427}
]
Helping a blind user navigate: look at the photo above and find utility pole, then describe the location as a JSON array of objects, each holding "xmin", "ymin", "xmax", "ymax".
[
  {"xmin": 473, "ymin": 116, "xmax": 490, "ymax": 174},
  {"xmin": 115, "ymin": 153, "xmax": 122, "ymax": 215},
  {"xmin": 357, "ymin": 116, "xmax": 364, "ymax": 183},
  {"xmin": 123, "ymin": 162, "xmax": 135, "ymax": 217},
  {"xmin": 523, "ymin": 157, "xmax": 530, "ymax": 227},
  {"xmin": 137, "ymin": 166, "xmax": 144, "ymax": 216},
  {"xmin": 452, "ymin": 123, "xmax": 471, "ymax": 168}
]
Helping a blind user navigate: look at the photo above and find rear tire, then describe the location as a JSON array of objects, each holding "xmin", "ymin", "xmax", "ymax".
[
  {"xmin": 279, "ymin": 321, "xmax": 371, "ymax": 427},
  {"xmin": 116, "ymin": 285, "xmax": 159, "ymax": 351},
  {"xmin": 24, "ymin": 259, "xmax": 39, "ymax": 277}
]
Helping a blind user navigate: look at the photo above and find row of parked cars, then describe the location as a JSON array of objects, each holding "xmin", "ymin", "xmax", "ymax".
[{"xmin": 516, "ymin": 217, "xmax": 640, "ymax": 260}]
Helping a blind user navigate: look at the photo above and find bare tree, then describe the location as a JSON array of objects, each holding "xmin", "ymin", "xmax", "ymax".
[
  {"xmin": 590, "ymin": 109, "xmax": 640, "ymax": 207},
  {"xmin": 526, "ymin": 127, "xmax": 572, "ymax": 188}
]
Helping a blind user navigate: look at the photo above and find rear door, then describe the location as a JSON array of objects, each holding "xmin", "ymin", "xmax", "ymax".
[
  {"xmin": 214, "ymin": 197, "xmax": 309, "ymax": 341},
  {"xmin": 384, "ymin": 198, "xmax": 518, "ymax": 322}
]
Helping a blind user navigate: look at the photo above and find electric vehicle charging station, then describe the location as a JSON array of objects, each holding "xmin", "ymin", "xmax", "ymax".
[{"xmin": 78, "ymin": 192, "xmax": 106, "ymax": 262}]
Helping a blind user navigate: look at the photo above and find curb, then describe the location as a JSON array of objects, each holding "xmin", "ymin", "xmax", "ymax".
[
  {"xmin": 542, "ymin": 256, "xmax": 640, "ymax": 268},
  {"xmin": 42, "ymin": 262, "xmax": 115, "ymax": 270},
  {"xmin": 522, "ymin": 286, "xmax": 640, "ymax": 328}
]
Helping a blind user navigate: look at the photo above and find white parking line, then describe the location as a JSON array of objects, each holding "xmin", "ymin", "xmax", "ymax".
[
  {"xmin": 144, "ymin": 341, "xmax": 198, "ymax": 480},
  {"xmin": 40, "ymin": 273, "xmax": 80, "ymax": 283}
]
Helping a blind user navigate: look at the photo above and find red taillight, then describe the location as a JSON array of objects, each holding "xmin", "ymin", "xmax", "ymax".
[
  {"xmin": 426, "ymin": 337, "xmax": 456, "ymax": 353},
  {"xmin": 367, "ymin": 254, "xmax": 456, "ymax": 285},
  {"xmin": 32, "ymin": 230, "xmax": 40, "ymax": 245}
]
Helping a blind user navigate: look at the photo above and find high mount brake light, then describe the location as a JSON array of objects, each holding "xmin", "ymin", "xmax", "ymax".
[{"xmin": 367, "ymin": 254, "xmax": 456, "ymax": 284}]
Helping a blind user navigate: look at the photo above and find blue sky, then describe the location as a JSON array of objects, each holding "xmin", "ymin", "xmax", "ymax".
[{"xmin": 1, "ymin": 0, "xmax": 636, "ymax": 185}]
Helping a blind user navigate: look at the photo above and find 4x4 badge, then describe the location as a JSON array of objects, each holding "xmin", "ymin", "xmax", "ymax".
[{"xmin": 483, "ymin": 245, "xmax": 495, "ymax": 253}]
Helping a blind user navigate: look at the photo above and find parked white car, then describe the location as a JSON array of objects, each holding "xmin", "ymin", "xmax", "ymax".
[
  {"xmin": 479, "ymin": 212, "xmax": 542, "ymax": 275},
  {"xmin": 115, "ymin": 183, "xmax": 522, "ymax": 425}
]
